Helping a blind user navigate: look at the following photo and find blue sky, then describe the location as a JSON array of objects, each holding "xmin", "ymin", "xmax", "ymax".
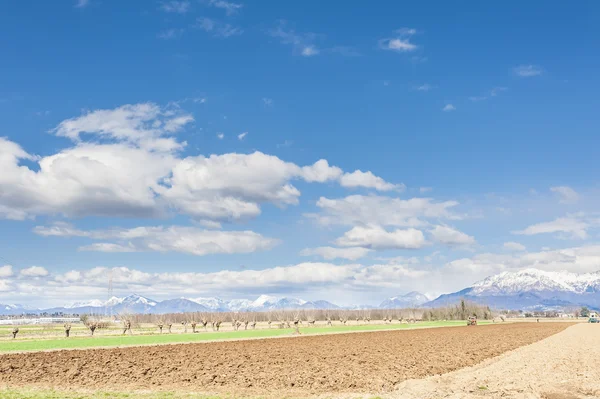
[{"xmin": 0, "ymin": 1, "xmax": 599, "ymax": 307}]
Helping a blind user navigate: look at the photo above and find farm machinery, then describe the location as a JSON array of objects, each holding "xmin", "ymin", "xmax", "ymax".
[
  {"xmin": 589, "ymin": 312, "xmax": 599, "ymax": 323},
  {"xmin": 467, "ymin": 316, "xmax": 477, "ymax": 326}
]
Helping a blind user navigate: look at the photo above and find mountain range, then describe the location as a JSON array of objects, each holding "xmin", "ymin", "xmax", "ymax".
[
  {"xmin": 425, "ymin": 268, "xmax": 600, "ymax": 310},
  {"xmin": 2, "ymin": 268, "xmax": 599, "ymax": 315}
]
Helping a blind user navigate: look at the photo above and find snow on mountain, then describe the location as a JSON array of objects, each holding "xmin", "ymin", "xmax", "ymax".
[
  {"xmin": 426, "ymin": 268, "xmax": 600, "ymax": 310},
  {"xmin": 188, "ymin": 297, "xmax": 228, "ymax": 311},
  {"xmin": 379, "ymin": 292, "xmax": 430, "ymax": 309},
  {"xmin": 64, "ymin": 299, "xmax": 105, "ymax": 309}
]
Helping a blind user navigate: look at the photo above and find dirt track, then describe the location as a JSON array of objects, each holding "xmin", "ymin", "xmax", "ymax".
[
  {"xmin": 391, "ymin": 323, "xmax": 600, "ymax": 399},
  {"xmin": 0, "ymin": 323, "xmax": 570, "ymax": 396}
]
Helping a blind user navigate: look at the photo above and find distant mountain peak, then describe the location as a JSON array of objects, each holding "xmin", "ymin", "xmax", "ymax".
[{"xmin": 426, "ymin": 267, "xmax": 600, "ymax": 310}]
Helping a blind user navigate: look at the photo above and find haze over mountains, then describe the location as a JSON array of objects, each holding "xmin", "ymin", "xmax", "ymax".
[{"xmin": 2, "ymin": 268, "xmax": 599, "ymax": 315}]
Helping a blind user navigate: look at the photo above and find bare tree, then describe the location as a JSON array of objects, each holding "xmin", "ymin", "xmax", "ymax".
[
  {"xmin": 11, "ymin": 327, "xmax": 19, "ymax": 339},
  {"xmin": 64, "ymin": 323, "xmax": 71, "ymax": 338}
]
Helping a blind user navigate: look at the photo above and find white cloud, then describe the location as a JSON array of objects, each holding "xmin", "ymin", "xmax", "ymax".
[
  {"xmin": 160, "ymin": 1, "xmax": 190, "ymax": 13},
  {"xmin": 442, "ymin": 104, "xmax": 456, "ymax": 112},
  {"xmin": 308, "ymin": 194, "xmax": 460, "ymax": 228},
  {"xmin": 52, "ymin": 102, "xmax": 193, "ymax": 151},
  {"xmin": 0, "ymin": 265, "xmax": 13, "ymax": 278},
  {"xmin": 300, "ymin": 160, "xmax": 342, "ymax": 183},
  {"xmin": 20, "ymin": 266, "xmax": 49, "ymax": 278},
  {"xmin": 430, "ymin": 225, "xmax": 475, "ymax": 246},
  {"xmin": 300, "ymin": 246, "xmax": 371, "ymax": 261},
  {"xmin": 512, "ymin": 215, "xmax": 591, "ymax": 240},
  {"xmin": 339, "ymin": 170, "xmax": 403, "ymax": 192},
  {"xmin": 195, "ymin": 17, "xmax": 242, "ymax": 38},
  {"xmin": 1, "ymin": 105, "xmax": 367, "ymax": 223},
  {"xmin": 217, "ymin": 132, "xmax": 224, "ymax": 139},
  {"xmin": 334, "ymin": 225, "xmax": 427, "ymax": 250},
  {"xmin": 551, "ymin": 186, "xmax": 579, "ymax": 204},
  {"xmin": 379, "ymin": 28, "xmax": 418, "ymax": 53},
  {"xmin": 237, "ymin": 131, "xmax": 248, "ymax": 140},
  {"xmin": 262, "ymin": 98, "xmax": 273, "ymax": 106},
  {"xmin": 208, "ymin": 0, "xmax": 242, "ymax": 15},
  {"xmin": 513, "ymin": 65, "xmax": 543, "ymax": 77},
  {"xmin": 504, "ymin": 242, "xmax": 526, "ymax": 252},
  {"xmin": 35, "ymin": 224, "xmax": 279, "ymax": 256}
]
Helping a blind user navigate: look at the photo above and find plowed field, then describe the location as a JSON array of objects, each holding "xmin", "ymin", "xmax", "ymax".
[{"xmin": 0, "ymin": 323, "xmax": 570, "ymax": 396}]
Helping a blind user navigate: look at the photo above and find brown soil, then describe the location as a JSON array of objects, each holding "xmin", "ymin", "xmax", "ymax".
[{"xmin": 0, "ymin": 323, "xmax": 570, "ymax": 396}]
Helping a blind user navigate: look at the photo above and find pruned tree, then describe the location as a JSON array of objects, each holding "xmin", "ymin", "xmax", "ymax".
[
  {"xmin": 86, "ymin": 321, "xmax": 98, "ymax": 336},
  {"xmin": 11, "ymin": 327, "xmax": 19, "ymax": 339},
  {"xmin": 64, "ymin": 323, "xmax": 71, "ymax": 338}
]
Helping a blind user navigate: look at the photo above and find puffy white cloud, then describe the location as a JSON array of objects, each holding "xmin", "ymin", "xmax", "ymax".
[
  {"xmin": 52, "ymin": 103, "xmax": 193, "ymax": 151},
  {"xmin": 20, "ymin": 266, "xmax": 49, "ymax": 278},
  {"xmin": 430, "ymin": 225, "xmax": 475, "ymax": 246},
  {"xmin": 301, "ymin": 159, "xmax": 342, "ymax": 183},
  {"xmin": 335, "ymin": 225, "xmax": 427, "ymax": 250},
  {"xmin": 237, "ymin": 132, "xmax": 248, "ymax": 140},
  {"xmin": 35, "ymin": 224, "xmax": 279, "ymax": 256},
  {"xmin": 308, "ymin": 194, "xmax": 460, "ymax": 228},
  {"xmin": 3, "ymin": 103, "xmax": 393, "ymax": 223},
  {"xmin": 512, "ymin": 215, "xmax": 591, "ymax": 239},
  {"xmin": 551, "ymin": 186, "xmax": 579, "ymax": 204},
  {"xmin": 300, "ymin": 246, "xmax": 371, "ymax": 261},
  {"xmin": 503, "ymin": 242, "xmax": 526, "ymax": 252},
  {"xmin": 339, "ymin": 170, "xmax": 403, "ymax": 192},
  {"xmin": 0, "ymin": 265, "xmax": 13, "ymax": 278}
]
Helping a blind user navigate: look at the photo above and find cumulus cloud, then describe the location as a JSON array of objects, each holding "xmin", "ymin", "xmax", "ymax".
[
  {"xmin": 339, "ymin": 170, "xmax": 403, "ymax": 192},
  {"xmin": 20, "ymin": 266, "xmax": 49, "ymax": 278},
  {"xmin": 512, "ymin": 215, "xmax": 591, "ymax": 240},
  {"xmin": 430, "ymin": 225, "xmax": 475, "ymax": 246},
  {"xmin": 0, "ymin": 265, "xmax": 13, "ymax": 278},
  {"xmin": 307, "ymin": 194, "xmax": 460, "ymax": 228},
  {"xmin": 2, "ymin": 104, "xmax": 393, "ymax": 223},
  {"xmin": 35, "ymin": 224, "xmax": 279, "ymax": 256},
  {"xmin": 334, "ymin": 225, "xmax": 427, "ymax": 250},
  {"xmin": 299, "ymin": 246, "xmax": 371, "ymax": 261},
  {"xmin": 52, "ymin": 103, "xmax": 193, "ymax": 151},
  {"xmin": 504, "ymin": 242, "xmax": 526, "ymax": 252},
  {"xmin": 551, "ymin": 186, "xmax": 579, "ymax": 204}
]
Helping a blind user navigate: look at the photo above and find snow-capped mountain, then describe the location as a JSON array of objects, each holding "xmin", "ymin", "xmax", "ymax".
[
  {"xmin": 426, "ymin": 268, "xmax": 600, "ymax": 310},
  {"xmin": 379, "ymin": 291, "xmax": 429, "ymax": 309},
  {"xmin": 0, "ymin": 294, "xmax": 346, "ymax": 315}
]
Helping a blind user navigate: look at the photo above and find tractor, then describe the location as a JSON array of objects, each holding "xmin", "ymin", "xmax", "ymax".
[{"xmin": 467, "ymin": 316, "xmax": 477, "ymax": 326}]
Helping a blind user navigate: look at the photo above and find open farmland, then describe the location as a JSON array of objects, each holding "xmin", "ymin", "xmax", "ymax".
[
  {"xmin": 0, "ymin": 320, "xmax": 475, "ymax": 353},
  {"xmin": 0, "ymin": 323, "xmax": 571, "ymax": 398}
]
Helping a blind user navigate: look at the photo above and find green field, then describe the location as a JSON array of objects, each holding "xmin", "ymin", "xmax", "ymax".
[{"xmin": 0, "ymin": 320, "xmax": 473, "ymax": 353}]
